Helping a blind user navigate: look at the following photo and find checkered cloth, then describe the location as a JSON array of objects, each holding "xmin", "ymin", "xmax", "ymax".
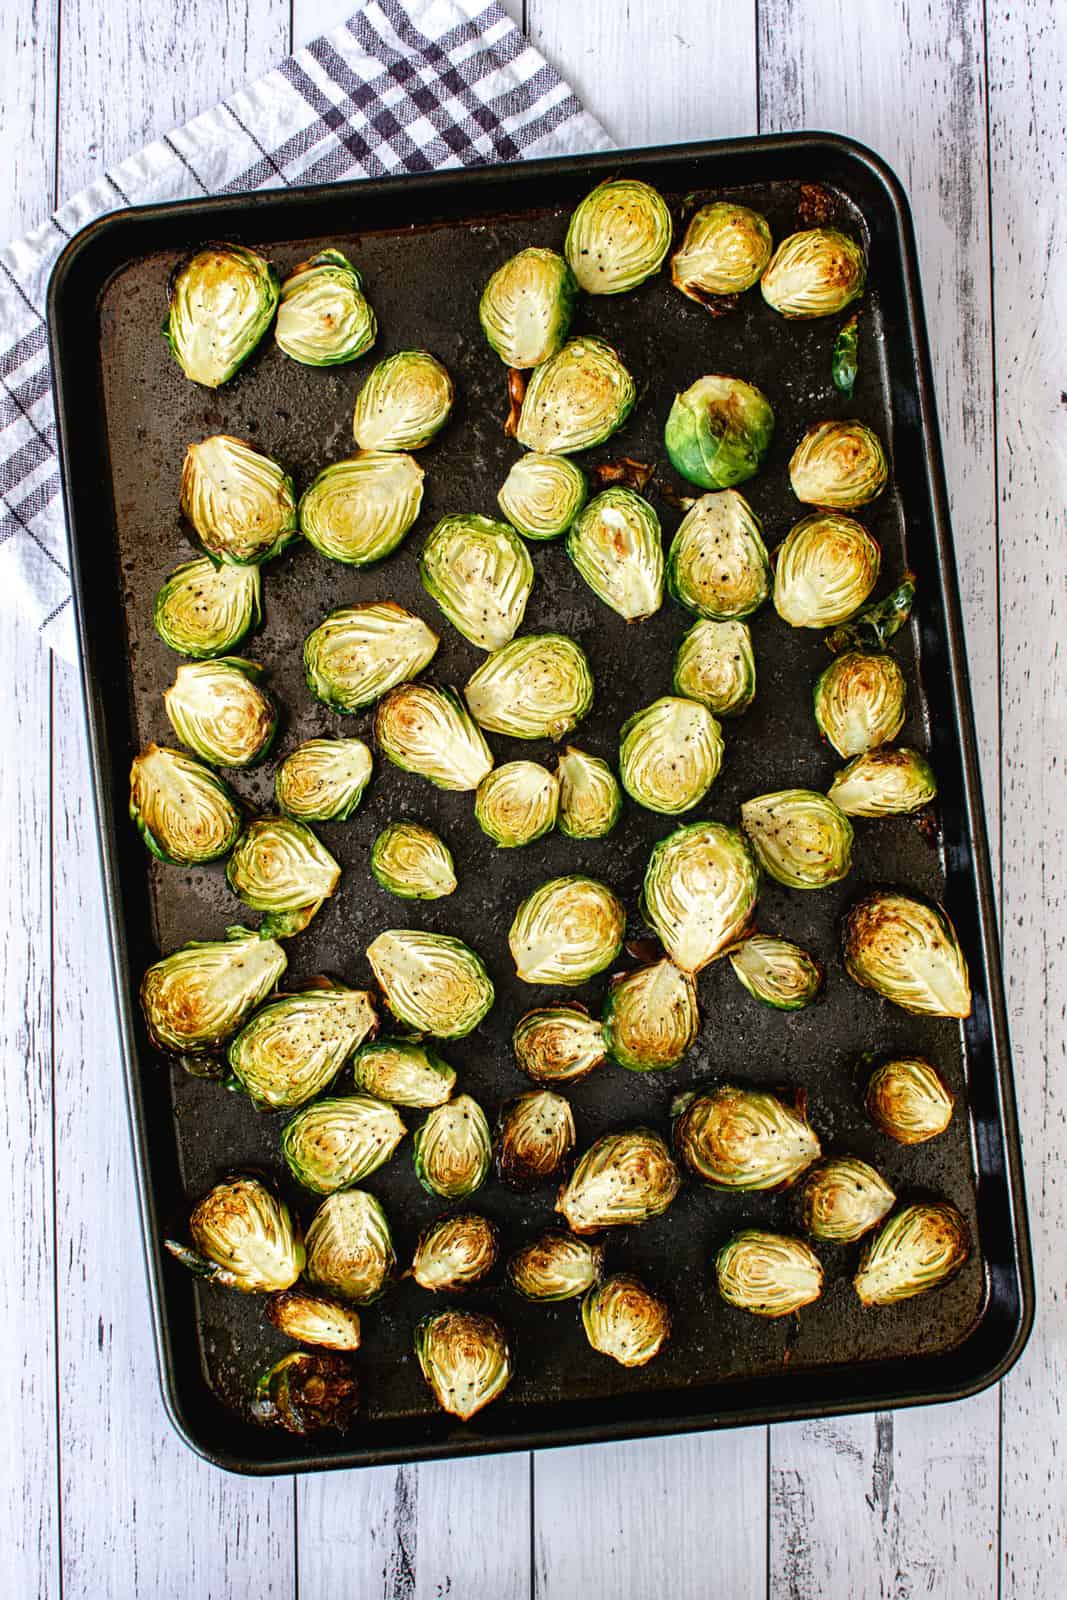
[{"xmin": 0, "ymin": 0, "xmax": 611, "ymax": 662}]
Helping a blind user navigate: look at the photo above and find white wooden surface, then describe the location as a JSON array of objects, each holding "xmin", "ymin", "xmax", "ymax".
[{"xmin": 2, "ymin": 0, "xmax": 1063, "ymax": 1594}]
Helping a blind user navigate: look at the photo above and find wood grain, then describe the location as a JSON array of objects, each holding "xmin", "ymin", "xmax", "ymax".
[{"xmin": 4, "ymin": 0, "xmax": 59, "ymax": 236}]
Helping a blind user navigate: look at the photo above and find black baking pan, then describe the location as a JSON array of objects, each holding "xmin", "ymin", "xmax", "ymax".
[{"xmin": 48, "ymin": 133, "xmax": 1033, "ymax": 1474}]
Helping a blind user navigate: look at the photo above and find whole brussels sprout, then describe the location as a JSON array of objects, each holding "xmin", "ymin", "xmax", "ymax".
[
  {"xmin": 465, "ymin": 634, "xmax": 593, "ymax": 741},
  {"xmin": 251, "ymin": 1351, "xmax": 359, "ymax": 1436},
  {"xmin": 420, "ymin": 514, "xmax": 534, "ymax": 651},
  {"xmin": 728, "ymin": 936, "xmax": 823, "ymax": 1010},
  {"xmin": 601, "ymin": 959, "xmax": 699, "ymax": 1072},
  {"xmin": 666, "ymin": 490, "xmax": 771, "ymax": 619},
  {"xmin": 642, "ymin": 821, "xmax": 759, "ymax": 972},
  {"xmin": 370, "ymin": 822, "xmax": 457, "ymax": 899},
  {"xmin": 411, "ymin": 1213, "xmax": 499, "ymax": 1292},
  {"xmin": 154, "ymin": 558, "xmax": 261, "ymax": 658},
  {"xmin": 564, "ymin": 178, "xmax": 672, "ymax": 295},
  {"xmin": 304, "ymin": 602, "xmax": 439, "ymax": 714},
  {"xmin": 512, "ymin": 1005, "xmax": 606, "ymax": 1084},
  {"xmin": 351, "ymin": 1038, "xmax": 456, "ymax": 1108},
  {"xmin": 790, "ymin": 420, "xmax": 888, "ymax": 510},
  {"xmin": 566, "ymin": 489, "xmax": 664, "ymax": 621},
  {"xmin": 475, "ymin": 761, "xmax": 559, "ymax": 847},
  {"xmin": 164, "ymin": 244, "xmax": 278, "ymax": 387},
  {"xmin": 281, "ymin": 1095, "xmax": 407, "ymax": 1194},
  {"xmin": 376, "ymin": 683, "xmax": 492, "ymax": 791},
  {"xmin": 843, "ymin": 892, "xmax": 971, "ymax": 1017},
  {"xmin": 716, "ymin": 1230, "xmax": 824, "ymax": 1316},
  {"xmin": 800, "ymin": 1157, "xmax": 896, "ymax": 1242},
  {"xmin": 773, "ymin": 513, "xmax": 880, "ymax": 628},
  {"xmin": 275, "ymin": 248, "xmax": 376, "ymax": 366},
  {"xmin": 367, "ymin": 929, "xmax": 495, "ymax": 1038},
  {"xmin": 827, "ymin": 746, "xmax": 937, "ymax": 816},
  {"xmin": 673, "ymin": 1085, "xmax": 820, "ymax": 1190},
  {"xmin": 141, "ymin": 927, "xmax": 286, "ymax": 1055},
  {"xmin": 352, "ymin": 350, "xmax": 454, "ymax": 451},
  {"xmin": 129, "ymin": 744, "xmax": 241, "ymax": 864},
  {"xmin": 854, "ymin": 1202, "xmax": 969, "ymax": 1305},
  {"xmin": 413, "ymin": 1095, "xmax": 492, "ymax": 1200},
  {"xmin": 304, "ymin": 1189, "xmax": 395, "ymax": 1304},
  {"xmin": 671, "ymin": 201, "xmax": 773, "ymax": 303},
  {"xmin": 163, "ymin": 658, "xmax": 277, "ymax": 768},
  {"xmin": 582, "ymin": 1274, "xmax": 670, "ymax": 1367},
  {"xmin": 498, "ymin": 452, "xmax": 587, "ymax": 540},
  {"xmin": 509, "ymin": 876, "xmax": 625, "ymax": 986},
  {"xmin": 265, "ymin": 1288, "xmax": 362, "ymax": 1350},
  {"xmin": 673, "ymin": 619, "xmax": 755, "ymax": 716},
  {"xmin": 164, "ymin": 1175, "xmax": 303, "ymax": 1292},
  {"xmin": 556, "ymin": 1129, "xmax": 680, "ymax": 1233},
  {"xmin": 496, "ymin": 1090, "xmax": 576, "ymax": 1189},
  {"xmin": 275, "ymin": 738, "xmax": 373, "ymax": 822},
  {"xmin": 298, "ymin": 452, "xmax": 424, "ymax": 566},
  {"xmin": 516, "ymin": 337, "xmax": 636, "ymax": 455},
  {"xmin": 664, "ymin": 376, "xmax": 774, "ymax": 491},
  {"xmin": 414, "ymin": 1309, "xmax": 512, "ymax": 1420},
  {"xmin": 760, "ymin": 227, "xmax": 866, "ymax": 319},
  {"xmin": 814, "ymin": 651, "xmax": 907, "ymax": 758},
  {"xmin": 740, "ymin": 789, "xmax": 853, "ymax": 890},
  {"xmin": 479, "ymin": 247, "xmax": 577, "ymax": 367},
  {"xmin": 555, "ymin": 746, "xmax": 622, "ymax": 839},
  {"xmin": 508, "ymin": 1230, "xmax": 604, "ymax": 1301},
  {"xmin": 228, "ymin": 984, "xmax": 377, "ymax": 1110},
  {"xmin": 181, "ymin": 435, "xmax": 298, "ymax": 565},
  {"xmin": 226, "ymin": 816, "xmax": 341, "ymax": 938},
  {"xmin": 865, "ymin": 1056, "xmax": 955, "ymax": 1144},
  {"xmin": 619, "ymin": 695, "xmax": 723, "ymax": 815}
]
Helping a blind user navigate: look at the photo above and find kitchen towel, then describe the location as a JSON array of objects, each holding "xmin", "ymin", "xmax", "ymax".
[{"xmin": 0, "ymin": 0, "xmax": 611, "ymax": 662}]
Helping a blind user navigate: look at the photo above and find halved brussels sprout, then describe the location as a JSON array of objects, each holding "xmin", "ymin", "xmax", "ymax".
[
  {"xmin": 411, "ymin": 1213, "xmax": 499, "ymax": 1292},
  {"xmin": 716, "ymin": 1230, "xmax": 824, "ymax": 1317},
  {"xmin": 508, "ymin": 1230, "xmax": 605, "ymax": 1301},
  {"xmin": 842, "ymin": 891, "xmax": 971, "ymax": 1017},
  {"xmin": 129, "ymin": 744, "xmax": 241, "ymax": 864},
  {"xmin": 555, "ymin": 746, "xmax": 621, "ymax": 839},
  {"xmin": 516, "ymin": 337, "xmax": 636, "ymax": 455},
  {"xmin": 226, "ymin": 816, "xmax": 341, "ymax": 937},
  {"xmin": 790, "ymin": 421, "xmax": 888, "ymax": 510},
  {"xmin": 251, "ymin": 1351, "xmax": 359, "ymax": 1436},
  {"xmin": 282, "ymin": 1095, "xmax": 407, "ymax": 1194},
  {"xmin": 619, "ymin": 696, "xmax": 724, "ymax": 815},
  {"xmin": 773, "ymin": 513, "xmax": 881, "ymax": 627},
  {"xmin": 498, "ymin": 452, "xmax": 587, "ymax": 540},
  {"xmin": 814, "ymin": 651, "xmax": 907, "ymax": 758},
  {"xmin": 141, "ymin": 927, "xmax": 287, "ymax": 1055},
  {"xmin": 228, "ymin": 984, "xmax": 377, "ymax": 1110},
  {"xmin": 464, "ymin": 633, "xmax": 593, "ymax": 740},
  {"xmin": 164, "ymin": 657, "xmax": 277, "ymax": 768},
  {"xmin": 556, "ymin": 1128, "xmax": 680, "ymax": 1233},
  {"xmin": 275, "ymin": 738, "xmax": 373, "ymax": 822},
  {"xmin": 664, "ymin": 376, "xmax": 774, "ymax": 491},
  {"xmin": 352, "ymin": 350, "xmax": 454, "ymax": 451},
  {"xmin": 414, "ymin": 1309, "xmax": 512, "ymax": 1421},
  {"xmin": 266, "ymin": 1288, "xmax": 362, "ymax": 1350},
  {"xmin": 642, "ymin": 821, "xmax": 759, "ymax": 972},
  {"xmin": 413, "ymin": 1094, "xmax": 492, "ymax": 1199},
  {"xmin": 304, "ymin": 1190, "xmax": 395, "ymax": 1305},
  {"xmin": 164, "ymin": 1176, "xmax": 303, "ymax": 1292},
  {"xmin": 601, "ymin": 959, "xmax": 699, "ymax": 1072},
  {"xmin": 582, "ymin": 1274, "xmax": 670, "ymax": 1367},
  {"xmin": 181, "ymin": 436, "xmax": 298, "ymax": 566},
  {"xmin": 420, "ymin": 514, "xmax": 534, "ymax": 650},
  {"xmin": 376, "ymin": 683, "xmax": 493, "ymax": 792},
  {"xmin": 367, "ymin": 929, "xmax": 495, "ymax": 1038},
  {"xmin": 496, "ymin": 1090, "xmax": 576, "ymax": 1188},
  {"xmin": 566, "ymin": 488, "xmax": 663, "ymax": 621},
  {"xmin": 740, "ymin": 789, "xmax": 853, "ymax": 890},
  {"xmin": 475, "ymin": 761, "xmax": 559, "ymax": 848},
  {"xmin": 275, "ymin": 248, "xmax": 376, "ymax": 366},
  {"xmin": 673, "ymin": 1085, "xmax": 820, "ymax": 1190},
  {"xmin": 672, "ymin": 619, "xmax": 755, "ymax": 716},
  {"xmin": 564, "ymin": 178, "xmax": 672, "ymax": 295},
  {"xmin": 352, "ymin": 1038, "xmax": 456, "ymax": 1108},
  {"xmin": 760, "ymin": 228, "xmax": 866, "ymax": 319},
  {"xmin": 513, "ymin": 1005, "xmax": 606, "ymax": 1084},
  {"xmin": 727, "ymin": 935, "xmax": 823, "ymax": 1010},
  {"xmin": 154, "ymin": 558, "xmax": 262, "ymax": 658},
  {"xmin": 671, "ymin": 201, "xmax": 773, "ymax": 303},
  {"xmin": 832, "ymin": 313, "xmax": 859, "ymax": 396},
  {"xmin": 854, "ymin": 1202, "xmax": 969, "ymax": 1305},
  {"xmin": 800, "ymin": 1157, "xmax": 895, "ymax": 1242},
  {"xmin": 164, "ymin": 244, "xmax": 278, "ymax": 387},
  {"xmin": 509, "ymin": 876, "xmax": 625, "ymax": 986},
  {"xmin": 479, "ymin": 247, "xmax": 577, "ymax": 368},
  {"xmin": 827, "ymin": 746, "xmax": 937, "ymax": 816},
  {"xmin": 826, "ymin": 576, "xmax": 915, "ymax": 655},
  {"xmin": 304, "ymin": 602, "xmax": 439, "ymax": 714},
  {"xmin": 298, "ymin": 452, "xmax": 424, "ymax": 566},
  {"xmin": 370, "ymin": 822, "xmax": 457, "ymax": 898},
  {"xmin": 666, "ymin": 490, "xmax": 771, "ymax": 619},
  {"xmin": 865, "ymin": 1057, "xmax": 955, "ymax": 1144}
]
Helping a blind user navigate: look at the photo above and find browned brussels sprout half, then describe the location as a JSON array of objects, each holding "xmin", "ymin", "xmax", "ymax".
[
  {"xmin": 164, "ymin": 1175, "xmax": 304, "ymax": 1293},
  {"xmin": 601, "ymin": 959, "xmax": 699, "ymax": 1072},
  {"xmin": 556, "ymin": 1129, "xmax": 680, "ymax": 1233},
  {"xmin": 411, "ymin": 1213, "xmax": 499, "ymax": 1292},
  {"xmin": 512, "ymin": 1005, "xmax": 606, "ymax": 1084},
  {"xmin": 800, "ymin": 1157, "xmax": 895, "ymax": 1243},
  {"xmin": 716, "ymin": 1230, "xmax": 824, "ymax": 1317},
  {"xmin": 508, "ymin": 1230, "xmax": 605, "ymax": 1301},
  {"xmin": 843, "ymin": 891, "xmax": 971, "ymax": 1017},
  {"xmin": 265, "ymin": 1289, "xmax": 362, "ymax": 1350},
  {"xmin": 414, "ymin": 1310, "xmax": 512, "ymax": 1420},
  {"xmin": 673, "ymin": 1085, "xmax": 820, "ymax": 1191},
  {"xmin": 854, "ymin": 1202, "xmax": 969, "ymax": 1305},
  {"xmin": 496, "ymin": 1091, "xmax": 576, "ymax": 1188},
  {"xmin": 865, "ymin": 1057, "xmax": 955, "ymax": 1144},
  {"xmin": 582, "ymin": 1274, "xmax": 670, "ymax": 1367}
]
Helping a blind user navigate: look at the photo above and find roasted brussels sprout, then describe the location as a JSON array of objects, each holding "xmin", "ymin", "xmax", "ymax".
[
  {"xmin": 129, "ymin": 744, "xmax": 241, "ymax": 864},
  {"xmin": 479, "ymin": 247, "xmax": 577, "ymax": 367},
  {"xmin": 865, "ymin": 1056, "xmax": 955, "ymax": 1144},
  {"xmin": 265, "ymin": 1288, "xmax": 362, "ymax": 1350},
  {"xmin": 304, "ymin": 602, "xmax": 439, "ymax": 714},
  {"xmin": 664, "ymin": 376, "xmax": 774, "ymax": 491},
  {"xmin": 826, "ymin": 576, "xmax": 915, "ymax": 655},
  {"xmin": 352, "ymin": 350, "xmax": 454, "ymax": 451},
  {"xmin": 601, "ymin": 959, "xmax": 699, "ymax": 1072},
  {"xmin": 556, "ymin": 1129, "xmax": 680, "ymax": 1233},
  {"xmin": 508, "ymin": 1230, "xmax": 604, "ymax": 1301},
  {"xmin": 814, "ymin": 651, "xmax": 907, "ymax": 758},
  {"xmin": 228, "ymin": 984, "xmax": 377, "ymax": 1110},
  {"xmin": 800, "ymin": 1157, "xmax": 895, "ymax": 1243},
  {"xmin": 773, "ymin": 513, "xmax": 880, "ymax": 627},
  {"xmin": 854, "ymin": 1202, "xmax": 969, "ymax": 1305},
  {"xmin": 790, "ymin": 420, "xmax": 888, "ymax": 510},
  {"xmin": 367, "ymin": 929, "xmax": 495, "ymax": 1038},
  {"xmin": 298, "ymin": 452, "xmax": 424, "ymax": 566},
  {"xmin": 251, "ymin": 1351, "xmax": 359, "ymax": 1436},
  {"xmin": 827, "ymin": 746, "xmax": 937, "ymax": 817},
  {"xmin": 760, "ymin": 227, "xmax": 866, "ymax": 319},
  {"xmin": 565, "ymin": 178, "xmax": 672, "ymax": 295},
  {"xmin": 464, "ymin": 633, "xmax": 593, "ymax": 740},
  {"xmin": 832, "ymin": 313, "xmax": 859, "ymax": 396},
  {"xmin": 496, "ymin": 1090, "xmax": 576, "ymax": 1188},
  {"xmin": 498, "ymin": 452, "xmax": 587, "ymax": 540},
  {"xmin": 414, "ymin": 1309, "xmax": 512, "ymax": 1420},
  {"xmin": 164, "ymin": 244, "xmax": 278, "ymax": 387},
  {"xmin": 619, "ymin": 696, "xmax": 724, "ymax": 815},
  {"xmin": 163, "ymin": 657, "xmax": 277, "ymax": 768},
  {"xmin": 475, "ymin": 761, "xmax": 559, "ymax": 847},
  {"xmin": 377, "ymin": 682, "xmax": 493, "ymax": 791},
  {"xmin": 509, "ymin": 876, "xmax": 625, "ymax": 986},
  {"xmin": 512, "ymin": 1005, "xmax": 606, "ymax": 1084},
  {"xmin": 181, "ymin": 435, "xmax": 298, "ymax": 566},
  {"xmin": 154, "ymin": 557, "xmax": 262, "ymax": 658},
  {"xmin": 642, "ymin": 821, "xmax": 760, "ymax": 972},
  {"xmin": 555, "ymin": 746, "xmax": 622, "ymax": 839},
  {"xmin": 275, "ymin": 738, "xmax": 373, "ymax": 822},
  {"xmin": 673, "ymin": 1085, "xmax": 820, "ymax": 1190},
  {"xmin": 275, "ymin": 248, "xmax": 376, "ymax": 366},
  {"xmin": 164, "ymin": 1176, "xmax": 303, "ymax": 1292},
  {"xmin": 305, "ymin": 1189, "xmax": 395, "ymax": 1305},
  {"xmin": 420, "ymin": 514, "xmax": 534, "ymax": 650},
  {"xmin": 583, "ymin": 1274, "xmax": 670, "ymax": 1367},
  {"xmin": 672, "ymin": 619, "xmax": 755, "ymax": 716},
  {"xmin": 370, "ymin": 821, "xmax": 457, "ymax": 898},
  {"xmin": 727, "ymin": 935, "xmax": 823, "ymax": 1010},
  {"xmin": 413, "ymin": 1094, "xmax": 492, "ymax": 1199},
  {"xmin": 843, "ymin": 892, "xmax": 971, "ymax": 1017},
  {"xmin": 411, "ymin": 1213, "xmax": 499, "ymax": 1292},
  {"xmin": 226, "ymin": 816, "xmax": 341, "ymax": 937},
  {"xmin": 141, "ymin": 927, "xmax": 287, "ymax": 1055},
  {"xmin": 671, "ymin": 201, "xmax": 773, "ymax": 303},
  {"xmin": 666, "ymin": 490, "xmax": 771, "ymax": 619},
  {"xmin": 740, "ymin": 789, "xmax": 853, "ymax": 890},
  {"xmin": 352, "ymin": 1038, "xmax": 456, "ymax": 1108},
  {"xmin": 516, "ymin": 337, "xmax": 636, "ymax": 455},
  {"xmin": 282, "ymin": 1095, "xmax": 407, "ymax": 1194},
  {"xmin": 566, "ymin": 488, "xmax": 664, "ymax": 621},
  {"xmin": 716, "ymin": 1230, "xmax": 824, "ymax": 1317}
]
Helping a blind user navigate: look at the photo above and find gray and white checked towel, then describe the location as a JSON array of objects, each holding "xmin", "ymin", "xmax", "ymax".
[{"xmin": 0, "ymin": 0, "xmax": 611, "ymax": 663}]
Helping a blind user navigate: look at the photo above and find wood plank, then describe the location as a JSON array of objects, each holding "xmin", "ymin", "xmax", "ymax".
[{"xmin": 4, "ymin": 0, "xmax": 59, "ymax": 237}]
